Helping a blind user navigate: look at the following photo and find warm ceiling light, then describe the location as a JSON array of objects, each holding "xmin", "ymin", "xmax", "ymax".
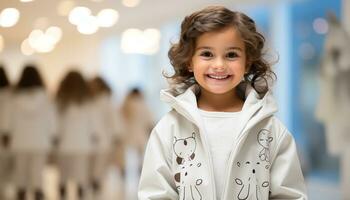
[
  {"xmin": 21, "ymin": 39, "xmax": 35, "ymax": 56},
  {"xmin": 97, "ymin": 9, "xmax": 119, "ymax": 28},
  {"xmin": 28, "ymin": 33, "xmax": 55, "ymax": 53},
  {"xmin": 26, "ymin": 27, "xmax": 62, "ymax": 54},
  {"xmin": 46, "ymin": 26, "xmax": 62, "ymax": 43},
  {"xmin": 122, "ymin": 0, "xmax": 140, "ymax": 7},
  {"xmin": 20, "ymin": 0, "xmax": 34, "ymax": 2},
  {"xmin": 28, "ymin": 29, "xmax": 44, "ymax": 48},
  {"xmin": 68, "ymin": 6, "xmax": 91, "ymax": 25},
  {"xmin": 77, "ymin": 15, "xmax": 99, "ymax": 35},
  {"xmin": 34, "ymin": 35, "xmax": 56, "ymax": 53},
  {"xmin": 0, "ymin": 8, "xmax": 20, "ymax": 27},
  {"xmin": 121, "ymin": 28, "xmax": 161, "ymax": 55}
]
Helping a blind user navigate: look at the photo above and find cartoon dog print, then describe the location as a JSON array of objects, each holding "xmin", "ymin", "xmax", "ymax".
[
  {"xmin": 257, "ymin": 129, "xmax": 273, "ymax": 164},
  {"xmin": 173, "ymin": 133, "xmax": 203, "ymax": 200},
  {"xmin": 173, "ymin": 133, "xmax": 197, "ymax": 165},
  {"xmin": 234, "ymin": 161, "xmax": 269, "ymax": 200}
]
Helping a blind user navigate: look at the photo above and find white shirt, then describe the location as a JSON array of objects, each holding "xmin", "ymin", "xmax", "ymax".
[{"xmin": 199, "ymin": 109, "xmax": 241, "ymax": 199}]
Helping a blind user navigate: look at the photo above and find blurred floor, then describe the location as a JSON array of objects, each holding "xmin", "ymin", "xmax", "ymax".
[
  {"xmin": 2, "ymin": 165, "xmax": 124, "ymax": 200},
  {"xmin": 2, "ymin": 162, "xmax": 342, "ymax": 200}
]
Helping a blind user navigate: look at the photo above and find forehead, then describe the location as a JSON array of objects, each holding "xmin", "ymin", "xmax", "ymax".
[{"xmin": 195, "ymin": 26, "xmax": 245, "ymax": 49}]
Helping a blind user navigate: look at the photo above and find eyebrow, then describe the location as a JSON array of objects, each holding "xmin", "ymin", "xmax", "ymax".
[{"xmin": 195, "ymin": 46, "xmax": 243, "ymax": 51}]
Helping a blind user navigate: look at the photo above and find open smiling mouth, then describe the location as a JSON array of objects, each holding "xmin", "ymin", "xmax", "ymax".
[{"xmin": 206, "ymin": 74, "xmax": 232, "ymax": 80}]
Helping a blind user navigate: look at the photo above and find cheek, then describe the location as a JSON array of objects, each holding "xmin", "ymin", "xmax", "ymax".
[
  {"xmin": 230, "ymin": 62, "xmax": 246, "ymax": 74},
  {"xmin": 192, "ymin": 63, "xmax": 207, "ymax": 77},
  {"xmin": 193, "ymin": 71, "xmax": 204, "ymax": 83}
]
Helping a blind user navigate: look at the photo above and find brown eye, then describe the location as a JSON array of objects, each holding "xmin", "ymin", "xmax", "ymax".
[
  {"xmin": 200, "ymin": 51, "xmax": 213, "ymax": 58},
  {"xmin": 226, "ymin": 52, "xmax": 238, "ymax": 59}
]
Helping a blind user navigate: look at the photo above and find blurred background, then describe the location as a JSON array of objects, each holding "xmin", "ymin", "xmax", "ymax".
[{"xmin": 0, "ymin": 0, "xmax": 349, "ymax": 199}]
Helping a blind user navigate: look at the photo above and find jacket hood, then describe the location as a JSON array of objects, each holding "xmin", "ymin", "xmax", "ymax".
[{"xmin": 160, "ymin": 84, "xmax": 278, "ymax": 134}]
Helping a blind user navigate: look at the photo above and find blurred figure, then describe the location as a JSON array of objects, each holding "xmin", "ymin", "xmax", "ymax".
[
  {"xmin": 88, "ymin": 76, "xmax": 125, "ymax": 198},
  {"xmin": 55, "ymin": 70, "xmax": 95, "ymax": 200},
  {"xmin": 0, "ymin": 65, "xmax": 13, "ymax": 200},
  {"xmin": 122, "ymin": 88, "xmax": 154, "ymax": 156},
  {"xmin": 121, "ymin": 88, "xmax": 154, "ymax": 200},
  {"xmin": 316, "ymin": 14, "xmax": 350, "ymax": 199},
  {"xmin": 10, "ymin": 65, "xmax": 57, "ymax": 200}
]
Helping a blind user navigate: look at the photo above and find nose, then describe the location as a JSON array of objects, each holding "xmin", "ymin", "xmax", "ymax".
[{"xmin": 212, "ymin": 57, "xmax": 225, "ymax": 71}]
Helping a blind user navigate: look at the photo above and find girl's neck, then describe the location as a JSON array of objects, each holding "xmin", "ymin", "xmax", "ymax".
[{"xmin": 197, "ymin": 88, "xmax": 244, "ymax": 112}]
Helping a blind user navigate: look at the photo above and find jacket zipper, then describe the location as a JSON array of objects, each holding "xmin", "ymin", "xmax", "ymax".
[
  {"xmin": 197, "ymin": 125, "xmax": 217, "ymax": 200},
  {"xmin": 174, "ymin": 100, "xmax": 262, "ymax": 200},
  {"xmin": 176, "ymin": 104, "xmax": 217, "ymax": 200},
  {"xmin": 219, "ymin": 114, "xmax": 261, "ymax": 199},
  {"xmin": 219, "ymin": 131, "xmax": 247, "ymax": 199}
]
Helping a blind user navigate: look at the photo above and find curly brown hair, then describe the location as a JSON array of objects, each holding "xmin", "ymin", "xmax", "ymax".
[
  {"xmin": 56, "ymin": 70, "xmax": 91, "ymax": 111},
  {"xmin": 0, "ymin": 65, "xmax": 10, "ymax": 88},
  {"xmin": 166, "ymin": 6, "xmax": 275, "ymax": 95},
  {"xmin": 89, "ymin": 76, "xmax": 111, "ymax": 97}
]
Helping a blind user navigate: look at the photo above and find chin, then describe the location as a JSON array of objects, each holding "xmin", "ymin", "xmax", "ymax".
[{"xmin": 205, "ymin": 87, "xmax": 235, "ymax": 95}]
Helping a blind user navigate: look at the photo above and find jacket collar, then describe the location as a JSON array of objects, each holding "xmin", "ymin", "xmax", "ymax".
[{"xmin": 160, "ymin": 84, "xmax": 278, "ymax": 134}]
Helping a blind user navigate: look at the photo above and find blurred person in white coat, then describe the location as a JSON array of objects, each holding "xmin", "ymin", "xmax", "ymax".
[
  {"xmin": 88, "ymin": 76, "xmax": 126, "ymax": 198},
  {"xmin": 0, "ymin": 65, "xmax": 13, "ymax": 200},
  {"xmin": 121, "ymin": 88, "xmax": 154, "ymax": 157},
  {"xmin": 121, "ymin": 88, "xmax": 154, "ymax": 200},
  {"xmin": 316, "ymin": 14, "xmax": 350, "ymax": 199},
  {"xmin": 55, "ymin": 70, "xmax": 96, "ymax": 200},
  {"xmin": 9, "ymin": 65, "xmax": 57, "ymax": 200}
]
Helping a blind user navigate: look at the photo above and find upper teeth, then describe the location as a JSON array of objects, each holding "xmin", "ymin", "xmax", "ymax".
[{"xmin": 208, "ymin": 75, "xmax": 229, "ymax": 79}]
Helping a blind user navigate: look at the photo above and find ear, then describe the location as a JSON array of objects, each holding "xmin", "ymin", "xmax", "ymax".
[
  {"xmin": 245, "ymin": 66, "xmax": 250, "ymax": 75},
  {"xmin": 188, "ymin": 62, "xmax": 193, "ymax": 72},
  {"xmin": 192, "ymin": 132, "xmax": 195, "ymax": 138},
  {"xmin": 188, "ymin": 66, "xmax": 193, "ymax": 72}
]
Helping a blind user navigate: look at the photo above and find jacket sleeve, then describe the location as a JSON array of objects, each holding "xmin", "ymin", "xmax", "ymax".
[
  {"xmin": 269, "ymin": 129, "xmax": 308, "ymax": 200},
  {"xmin": 138, "ymin": 127, "xmax": 178, "ymax": 200}
]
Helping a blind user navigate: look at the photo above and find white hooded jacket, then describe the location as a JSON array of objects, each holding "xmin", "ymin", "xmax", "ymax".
[
  {"xmin": 0, "ymin": 88, "xmax": 11, "ymax": 134},
  {"xmin": 90, "ymin": 94, "xmax": 125, "ymax": 153},
  {"xmin": 138, "ymin": 85, "xmax": 307, "ymax": 200},
  {"xmin": 10, "ymin": 88, "xmax": 57, "ymax": 153},
  {"xmin": 56, "ymin": 102, "xmax": 96, "ymax": 154}
]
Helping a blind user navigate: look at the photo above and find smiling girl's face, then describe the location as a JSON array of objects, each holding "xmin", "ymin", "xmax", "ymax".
[{"xmin": 190, "ymin": 26, "xmax": 247, "ymax": 97}]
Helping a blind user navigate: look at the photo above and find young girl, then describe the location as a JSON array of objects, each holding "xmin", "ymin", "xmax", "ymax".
[
  {"xmin": 122, "ymin": 88, "xmax": 154, "ymax": 199},
  {"xmin": 122, "ymin": 88, "xmax": 154, "ymax": 157},
  {"xmin": 88, "ymin": 76, "xmax": 125, "ymax": 197},
  {"xmin": 0, "ymin": 65, "xmax": 13, "ymax": 200},
  {"xmin": 138, "ymin": 6, "xmax": 307, "ymax": 200},
  {"xmin": 55, "ymin": 70, "xmax": 96, "ymax": 200},
  {"xmin": 10, "ymin": 65, "xmax": 57, "ymax": 200}
]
